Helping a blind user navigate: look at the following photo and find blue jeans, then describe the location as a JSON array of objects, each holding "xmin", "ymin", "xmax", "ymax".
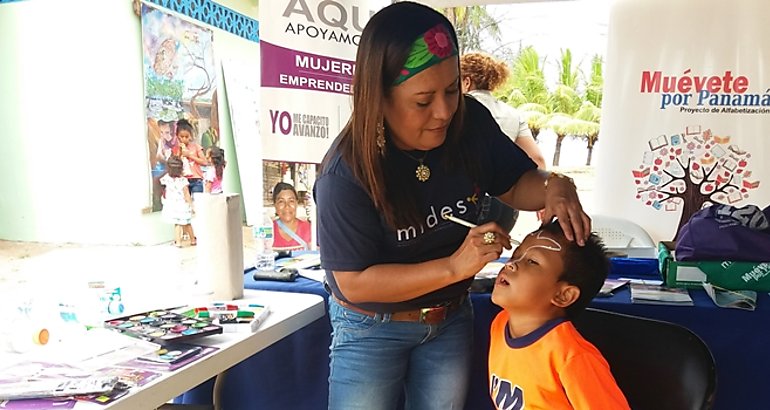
[
  {"xmin": 327, "ymin": 297, "xmax": 473, "ymax": 410},
  {"xmin": 187, "ymin": 178, "xmax": 203, "ymax": 194}
]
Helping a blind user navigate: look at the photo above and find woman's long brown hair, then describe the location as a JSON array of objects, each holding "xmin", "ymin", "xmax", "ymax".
[{"xmin": 323, "ymin": 2, "xmax": 475, "ymax": 229}]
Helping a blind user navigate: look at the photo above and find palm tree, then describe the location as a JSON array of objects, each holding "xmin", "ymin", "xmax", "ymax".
[
  {"xmin": 498, "ymin": 46, "xmax": 549, "ymax": 139},
  {"xmin": 441, "ymin": 6, "xmax": 501, "ymax": 54},
  {"xmin": 572, "ymin": 101, "xmax": 602, "ymax": 165},
  {"xmin": 536, "ymin": 113, "xmax": 573, "ymax": 166},
  {"xmin": 537, "ymin": 49, "xmax": 602, "ymax": 166},
  {"xmin": 547, "ymin": 84, "xmax": 582, "ymax": 116},
  {"xmin": 543, "ymin": 50, "xmax": 583, "ymax": 166},
  {"xmin": 504, "ymin": 88, "xmax": 527, "ymax": 107},
  {"xmin": 577, "ymin": 57, "xmax": 604, "ymax": 165},
  {"xmin": 545, "ymin": 100, "xmax": 602, "ymax": 166},
  {"xmin": 584, "ymin": 54, "xmax": 604, "ymax": 107},
  {"xmin": 505, "ymin": 47, "xmax": 604, "ymax": 166},
  {"xmin": 509, "ymin": 46, "xmax": 549, "ymax": 105},
  {"xmin": 517, "ymin": 102, "xmax": 548, "ymax": 139},
  {"xmin": 556, "ymin": 48, "xmax": 580, "ymax": 90},
  {"xmin": 567, "ymin": 119, "xmax": 601, "ymax": 165}
]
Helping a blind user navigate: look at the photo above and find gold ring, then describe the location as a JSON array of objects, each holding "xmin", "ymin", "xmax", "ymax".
[{"xmin": 483, "ymin": 232, "xmax": 496, "ymax": 245}]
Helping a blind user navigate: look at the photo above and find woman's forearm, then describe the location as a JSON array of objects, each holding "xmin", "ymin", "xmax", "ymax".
[
  {"xmin": 332, "ymin": 258, "xmax": 463, "ymax": 303},
  {"xmin": 497, "ymin": 169, "xmax": 549, "ymax": 211}
]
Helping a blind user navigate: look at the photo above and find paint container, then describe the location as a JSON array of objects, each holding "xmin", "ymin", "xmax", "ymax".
[
  {"xmin": 3, "ymin": 325, "xmax": 50, "ymax": 353},
  {"xmin": 1, "ymin": 299, "xmax": 51, "ymax": 353},
  {"xmin": 57, "ymin": 281, "xmax": 125, "ymax": 330}
]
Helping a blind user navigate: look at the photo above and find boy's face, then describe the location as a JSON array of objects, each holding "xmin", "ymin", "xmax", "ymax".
[{"xmin": 491, "ymin": 230, "xmax": 576, "ymax": 313}]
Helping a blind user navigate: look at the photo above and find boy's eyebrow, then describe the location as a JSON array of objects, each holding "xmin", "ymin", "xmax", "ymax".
[{"xmin": 508, "ymin": 233, "xmax": 562, "ymax": 264}]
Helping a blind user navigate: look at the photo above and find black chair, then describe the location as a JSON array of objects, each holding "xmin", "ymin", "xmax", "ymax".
[{"xmin": 573, "ymin": 308, "xmax": 717, "ymax": 410}]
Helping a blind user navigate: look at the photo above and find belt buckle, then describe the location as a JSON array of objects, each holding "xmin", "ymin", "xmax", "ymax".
[{"xmin": 419, "ymin": 306, "xmax": 447, "ymax": 324}]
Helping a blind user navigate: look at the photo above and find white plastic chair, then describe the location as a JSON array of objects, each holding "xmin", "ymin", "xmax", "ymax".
[{"xmin": 591, "ymin": 214, "xmax": 655, "ymax": 248}]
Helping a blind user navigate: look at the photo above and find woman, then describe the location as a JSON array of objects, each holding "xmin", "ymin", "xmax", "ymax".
[
  {"xmin": 460, "ymin": 52, "xmax": 547, "ymax": 170},
  {"xmin": 314, "ymin": 3, "xmax": 590, "ymax": 409},
  {"xmin": 272, "ymin": 182, "xmax": 311, "ymax": 251}
]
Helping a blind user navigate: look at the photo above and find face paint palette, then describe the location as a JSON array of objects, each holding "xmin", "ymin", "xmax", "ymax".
[{"xmin": 104, "ymin": 309, "xmax": 222, "ymax": 344}]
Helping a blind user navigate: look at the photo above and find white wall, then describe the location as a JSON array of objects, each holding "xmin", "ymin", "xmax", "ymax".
[{"xmin": 0, "ymin": 0, "xmax": 260, "ymax": 245}]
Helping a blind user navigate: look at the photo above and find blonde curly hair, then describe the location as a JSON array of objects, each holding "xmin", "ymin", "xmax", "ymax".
[{"xmin": 460, "ymin": 52, "xmax": 509, "ymax": 91}]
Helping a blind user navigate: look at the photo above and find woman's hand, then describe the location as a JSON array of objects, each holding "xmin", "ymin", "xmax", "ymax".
[
  {"xmin": 447, "ymin": 222, "xmax": 511, "ymax": 280},
  {"xmin": 540, "ymin": 173, "xmax": 591, "ymax": 246}
]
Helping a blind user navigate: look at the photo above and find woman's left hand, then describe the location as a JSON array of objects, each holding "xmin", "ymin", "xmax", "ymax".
[{"xmin": 540, "ymin": 174, "xmax": 591, "ymax": 246}]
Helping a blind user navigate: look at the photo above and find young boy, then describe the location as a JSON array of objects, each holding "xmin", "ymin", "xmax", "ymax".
[{"xmin": 488, "ymin": 221, "xmax": 630, "ymax": 410}]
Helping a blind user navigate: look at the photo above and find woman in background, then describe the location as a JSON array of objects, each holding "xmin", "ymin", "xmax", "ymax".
[
  {"xmin": 460, "ymin": 52, "xmax": 547, "ymax": 169},
  {"xmin": 272, "ymin": 182, "xmax": 312, "ymax": 251}
]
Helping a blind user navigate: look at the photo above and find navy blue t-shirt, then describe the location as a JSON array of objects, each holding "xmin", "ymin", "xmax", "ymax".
[{"xmin": 315, "ymin": 96, "xmax": 537, "ymax": 312}]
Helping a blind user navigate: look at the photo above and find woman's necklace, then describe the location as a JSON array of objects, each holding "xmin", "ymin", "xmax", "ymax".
[{"xmin": 400, "ymin": 150, "xmax": 431, "ymax": 182}]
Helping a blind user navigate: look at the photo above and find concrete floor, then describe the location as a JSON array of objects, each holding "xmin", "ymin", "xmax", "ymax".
[
  {"xmin": 0, "ymin": 228, "xmax": 258, "ymax": 286},
  {"xmin": 0, "ymin": 166, "xmax": 595, "ymax": 301},
  {"xmin": 0, "ymin": 227, "xmax": 261, "ymax": 324}
]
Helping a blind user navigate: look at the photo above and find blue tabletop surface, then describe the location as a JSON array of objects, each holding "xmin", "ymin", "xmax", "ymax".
[{"xmin": 177, "ymin": 257, "xmax": 769, "ymax": 410}]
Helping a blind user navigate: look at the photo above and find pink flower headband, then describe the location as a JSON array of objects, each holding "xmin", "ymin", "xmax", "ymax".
[{"xmin": 393, "ymin": 24, "xmax": 458, "ymax": 85}]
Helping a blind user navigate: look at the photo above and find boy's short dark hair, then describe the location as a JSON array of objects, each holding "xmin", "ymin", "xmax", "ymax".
[{"xmin": 540, "ymin": 221, "xmax": 609, "ymax": 319}]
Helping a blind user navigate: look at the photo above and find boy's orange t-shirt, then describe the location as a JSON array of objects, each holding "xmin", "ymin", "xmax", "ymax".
[{"xmin": 488, "ymin": 311, "xmax": 630, "ymax": 410}]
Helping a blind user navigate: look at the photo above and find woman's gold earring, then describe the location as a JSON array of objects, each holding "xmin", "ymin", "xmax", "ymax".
[{"xmin": 376, "ymin": 120, "xmax": 386, "ymax": 156}]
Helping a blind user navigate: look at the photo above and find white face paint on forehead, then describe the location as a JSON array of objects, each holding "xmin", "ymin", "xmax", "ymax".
[{"xmin": 506, "ymin": 230, "xmax": 563, "ymax": 268}]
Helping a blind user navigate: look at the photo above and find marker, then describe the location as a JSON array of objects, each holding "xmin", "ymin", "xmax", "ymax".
[
  {"xmin": 209, "ymin": 304, "xmax": 238, "ymax": 311},
  {"xmin": 441, "ymin": 213, "xmax": 478, "ymax": 229}
]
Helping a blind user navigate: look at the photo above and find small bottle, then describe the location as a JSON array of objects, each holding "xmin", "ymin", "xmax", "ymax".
[
  {"xmin": 254, "ymin": 214, "xmax": 276, "ymax": 272},
  {"xmin": 5, "ymin": 325, "xmax": 50, "ymax": 353},
  {"xmin": 2, "ymin": 298, "xmax": 51, "ymax": 353}
]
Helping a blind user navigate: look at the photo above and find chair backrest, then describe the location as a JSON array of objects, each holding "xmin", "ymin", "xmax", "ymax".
[
  {"xmin": 573, "ymin": 308, "xmax": 717, "ymax": 410},
  {"xmin": 591, "ymin": 214, "xmax": 655, "ymax": 247}
]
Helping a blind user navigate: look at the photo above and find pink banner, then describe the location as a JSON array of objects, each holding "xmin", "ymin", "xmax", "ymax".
[{"xmin": 261, "ymin": 41, "xmax": 354, "ymax": 95}]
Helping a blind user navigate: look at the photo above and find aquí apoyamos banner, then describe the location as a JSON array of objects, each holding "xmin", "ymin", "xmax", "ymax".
[{"xmin": 259, "ymin": 0, "xmax": 390, "ymax": 163}]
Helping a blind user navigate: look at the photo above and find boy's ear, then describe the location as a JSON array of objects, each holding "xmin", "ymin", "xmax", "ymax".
[{"xmin": 552, "ymin": 284, "xmax": 580, "ymax": 308}]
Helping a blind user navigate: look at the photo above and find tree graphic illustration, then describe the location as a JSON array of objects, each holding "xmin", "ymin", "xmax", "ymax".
[{"xmin": 632, "ymin": 126, "xmax": 760, "ymax": 239}]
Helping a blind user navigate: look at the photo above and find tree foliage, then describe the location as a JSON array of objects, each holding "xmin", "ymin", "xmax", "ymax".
[
  {"xmin": 437, "ymin": 9, "xmax": 606, "ymax": 167},
  {"xmin": 508, "ymin": 46, "xmax": 549, "ymax": 105},
  {"xmin": 504, "ymin": 47, "xmax": 605, "ymax": 166},
  {"xmin": 584, "ymin": 54, "xmax": 604, "ymax": 107},
  {"xmin": 547, "ymin": 84, "xmax": 582, "ymax": 115},
  {"xmin": 441, "ymin": 6, "xmax": 501, "ymax": 54},
  {"xmin": 556, "ymin": 48, "xmax": 580, "ymax": 90}
]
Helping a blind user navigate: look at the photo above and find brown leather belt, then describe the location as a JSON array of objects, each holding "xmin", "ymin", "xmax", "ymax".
[{"xmin": 333, "ymin": 294, "xmax": 466, "ymax": 325}]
